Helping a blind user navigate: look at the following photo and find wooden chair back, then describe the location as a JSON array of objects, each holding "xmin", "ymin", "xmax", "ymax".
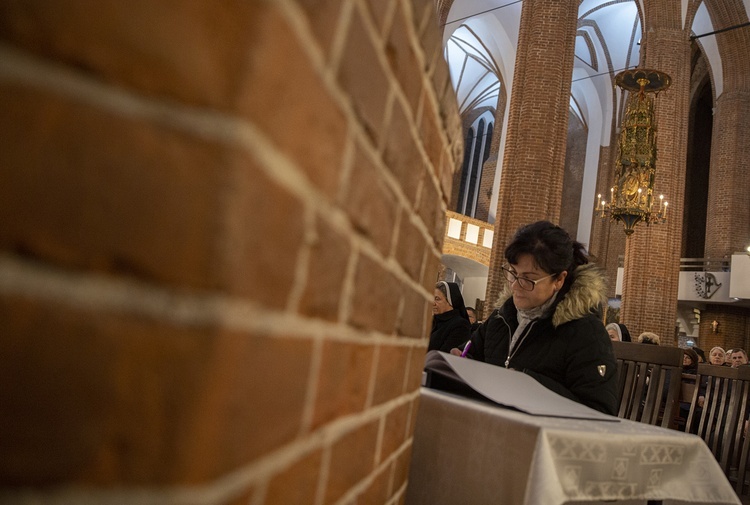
[
  {"xmin": 685, "ymin": 363, "xmax": 750, "ymax": 482},
  {"xmin": 674, "ymin": 372, "xmax": 697, "ymax": 431},
  {"xmin": 724, "ymin": 366, "xmax": 750, "ymax": 498},
  {"xmin": 611, "ymin": 341, "xmax": 683, "ymax": 429}
]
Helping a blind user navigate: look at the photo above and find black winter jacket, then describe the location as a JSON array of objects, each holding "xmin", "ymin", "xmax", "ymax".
[
  {"xmin": 466, "ymin": 264, "xmax": 618, "ymax": 415},
  {"xmin": 429, "ymin": 309, "xmax": 471, "ymax": 352}
]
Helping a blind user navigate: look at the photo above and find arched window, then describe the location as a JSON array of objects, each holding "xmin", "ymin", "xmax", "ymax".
[{"xmin": 457, "ymin": 112, "xmax": 493, "ymax": 217}]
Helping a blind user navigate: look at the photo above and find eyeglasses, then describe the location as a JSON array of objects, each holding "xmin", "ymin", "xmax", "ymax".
[{"xmin": 501, "ymin": 266, "xmax": 556, "ymax": 292}]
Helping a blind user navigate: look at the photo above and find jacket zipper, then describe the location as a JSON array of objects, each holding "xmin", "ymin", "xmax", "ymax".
[{"xmin": 504, "ymin": 319, "xmax": 537, "ymax": 368}]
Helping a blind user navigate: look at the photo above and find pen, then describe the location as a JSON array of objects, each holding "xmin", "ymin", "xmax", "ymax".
[{"xmin": 460, "ymin": 341, "xmax": 472, "ymax": 358}]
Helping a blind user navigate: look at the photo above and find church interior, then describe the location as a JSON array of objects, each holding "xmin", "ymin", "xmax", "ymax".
[{"xmin": 1, "ymin": 0, "xmax": 749, "ymax": 504}]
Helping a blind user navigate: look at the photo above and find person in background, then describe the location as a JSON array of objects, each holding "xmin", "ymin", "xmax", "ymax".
[
  {"xmin": 725, "ymin": 349, "xmax": 734, "ymax": 366},
  {"xmin": 452, "ymin": 220, "xmax": 618, "ymax": 415},
  {"xmin": 637, "ymin": 332, "xmax": 661, "ymax": 345},
  {"xmin": 606, "ymin": 322, "xmax": 632, "ymax": 343},
  {"xmin": 428, "ymin": 281, "xmax": 471, "ymax": 352},
  {"xmin": 708, "ymin": 346, "xmax": 727, "ymax": 366},
  {"xmin": 683, "ymin": 348, "xmax": 699, "ymax": 374},
  {"xmin": 466, "ymin": 306, "xmax": 482, "ymax": 332},
  {"xmin": 693, "ymin": 347, "xmax": 707, "ymax": 363},
  {"xmin": 730, "ymin": 348, "xmax": 748, "ymax": 368},
  {"xmin": 678, "ymin": 347, "xmax": 705, "ymax": 432}
]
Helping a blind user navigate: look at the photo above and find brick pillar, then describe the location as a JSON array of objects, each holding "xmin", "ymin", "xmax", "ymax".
[
  {"xmin": 0, "ymin": 0, "xmax": 462, "ymax": 502},
  {"xmin": 705, "ymin": 91, "xmax": 750, "ymax": 257},
  {"xmin": 619, "ymin": 25, "xmax": 691, "ymax": 344},
  {"xmin": 700, "ymin": 0, "xmax": 750, "ymax": 349},
  {"xmin": 485, "ymin": 0, "xmax": 579, "ymax": 306}
]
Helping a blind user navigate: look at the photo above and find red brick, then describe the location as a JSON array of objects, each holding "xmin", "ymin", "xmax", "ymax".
[
  {"xmin": 296, "ymin": 0, "xmax": 343, "ymax": 58},
  {"xmin": 224, "ymin": 487, "xmax": 255, "ymax": 505},
  {"xmin": 422, "ymin": 251, "xmax": 442, "ymax": 288},
  {"xmin": 337, "ymin": 7, "xmax": 390, "ymax": 143},
  {"xmin": 385, "ymin": 8, "xmax": 423, "ymax": 112},
  {"xmin": 391, "ymin": 444, "xmax": 413, "ymax": 498},
  {"xmin": 264, "ymin": 450, "xmax": 323, "ymax": 505},
  {"xmin": 0, "ymin": 0, "xmax": 262, "ymax": 109},
  {"xmin": 349, "ymin": 255, "xmax": 401, "ymax": 334},
  {"xmin": 240, "ymin": 6, "xmax": 347, "ymax": 199},
  {"xmin": 406, "ymin": 397, "xmax": 420, "ymax": 436},
  {"xmin": 383, "ymin": 100, "xmax": 426, "ymax": 202},
  {"xmin": 417, "ymin": 178, "xmax": 445, "ymax": 247},
  {"xmin": 414, "ymin": 0, "xmax": 440, "ymax": 61},
  {"xmin": 419, "ymin": 99, "xmax": 445, "ymax": 174},
  {"xmin": 0, "ymin": 83, "xmax": 225, "ymax": 290},
  {"xmin": 356, "ymin": 464, "xmax": 392, "ymax": 505},
  {"xmin": 430, "ymin": 52, "xmax": 451, "ymax": 104},
  {"xmin": 398, "ymin": 287, "xmax": 430, "ymax": 340},
  {"xmin": 298, "ymin": 217, "xmax": 351, "ymax": 320},
  {"xmin": 405, "ymin": 346, "xmax": 428, "ymax": 393},
  {"xmin": 311, "ymin": 340, "xmax": 374, "ymax": 430},
  {"xmin": 223, "ymin": 156, "xmax": 306, "ymax": 307},
  {"xmin": 372, "ymin": 345, "xmax": 409, "ymax": 406},
  {"xmin": 0, "ymin": 294, "xmax": 313, "ymax": 485},
  {"xmin": 362, "ymin": 0, "xmax": 393, "ymax": 35},
  {"xmin": 324, "ymin": 421, "xmax": 379, "ymax": 504},
  {"xmin": 178, "ymin": 330, "xmax": 314, "ymax": 483},
  {"xmin": 380, "ymin": 402, "xmax": 409, "ymax": 462},
  {"xmin": 343, "ymin": 148, "xmax": 398, "ymax": 256},
  {"xmin": 394, "ymin": 216, "xmax": 427, "ymax": 282}
]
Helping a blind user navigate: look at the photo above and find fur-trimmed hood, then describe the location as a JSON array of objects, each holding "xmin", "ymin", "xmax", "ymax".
[{"xmin": 495, "ymin": 263, "xmax": 608, "ymax": 328}]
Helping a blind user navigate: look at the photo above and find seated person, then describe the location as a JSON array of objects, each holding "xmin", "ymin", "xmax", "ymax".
[
  {"xmin": 730, "ymin": 348, "xmax": 748, "ymax": 368},
  {"xmin": 678, "ymin": 348, "xmax": 705, "ymax": 432},
  {"xmin": 637, "ymin": 331, "xmax": 660, "ymax": 345},
  {"xmin": 451, "ymin": 221, "xmax": 618, "ymax": 415},
  {"xmin": 428, "ymin": 281, "xmax": 471, "ymax": 352},
  {"xmin": 466, "ymin": 306, "xmax": 482, "ymax": 332},
  {"xmin": 606, "ymin": 322, "xmax": 632, "ymax": 342},
  {"xmin": 693, "ymin": 347, "xmax": 707, "ymax": 363},
  {"xmin": 708, "ymin": 346, "xmax": 727, "ymax": 366}
]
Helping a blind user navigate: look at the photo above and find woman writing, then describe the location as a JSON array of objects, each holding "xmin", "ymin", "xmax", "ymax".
[
  {"xmin": 428, "ymin": 281, "xmax": 472, "ymax": 352},
  {"xmin": 453, "ymin": 221, "xmax": 618, "ymax": 415}
]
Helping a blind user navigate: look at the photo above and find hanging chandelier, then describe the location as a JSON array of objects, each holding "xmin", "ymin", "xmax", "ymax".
[{"xmin": 595, "ymin": 68, "xmax": 672, "ymax": 235}]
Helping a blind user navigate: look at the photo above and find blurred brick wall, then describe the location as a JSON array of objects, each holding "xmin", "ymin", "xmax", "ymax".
[{"xmin": 0, "ymin": 0, "xmax": 462, "ymax": 503}]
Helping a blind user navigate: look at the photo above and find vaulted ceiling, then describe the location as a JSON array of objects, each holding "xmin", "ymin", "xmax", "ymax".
[{"xmin": 442, "ymin": 0, "xmax": 750, "ymax": 239}]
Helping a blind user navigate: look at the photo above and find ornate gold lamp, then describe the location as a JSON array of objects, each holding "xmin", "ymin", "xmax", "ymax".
[{"xmin": 595, "ymin": 69, "xmax": 672, "ymax": 235}]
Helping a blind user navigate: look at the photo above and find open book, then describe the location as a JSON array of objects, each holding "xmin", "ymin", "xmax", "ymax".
[{"xmin": 423, "ymin": 350, "xmax": 618, "ymax": 422}]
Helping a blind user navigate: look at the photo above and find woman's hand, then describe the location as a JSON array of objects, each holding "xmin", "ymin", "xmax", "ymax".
[{"xmin": 449, "ymin": 348, "xmax": 462, "ymax": 356}]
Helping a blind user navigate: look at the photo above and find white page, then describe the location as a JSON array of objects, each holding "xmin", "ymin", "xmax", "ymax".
[{"xmin": 439, "ymin": 352, "xmax": 619, "ymax": 422}]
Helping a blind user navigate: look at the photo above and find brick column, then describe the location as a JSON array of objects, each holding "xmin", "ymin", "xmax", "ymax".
[
  {"xmin": 699, "ymin": 0, "xmax": 750, "ymax": 349},
  {"xmin": 0, "ymin": 0, "xmax": 462, "ymax": 501},
  {"xmin": 485, "ymin": 0, "xmax": 579, "ymax": 306},
  {"xmin": 705, "ymin": 91, "xmax": 750, "ymax": 257},
  {"xmin": 619, "ymin": 26, "xmax": 691, "ymax": 344}
]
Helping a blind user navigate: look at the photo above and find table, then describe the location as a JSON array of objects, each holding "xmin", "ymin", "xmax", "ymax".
[{"xmin": 405, "ymin": 388, "xmax": 741, "ymax": 505}]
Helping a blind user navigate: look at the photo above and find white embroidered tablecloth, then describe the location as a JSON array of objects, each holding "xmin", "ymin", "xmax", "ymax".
[{"xmin": 405, "ymin": 388, "xmax": 740, "ymax": 505}]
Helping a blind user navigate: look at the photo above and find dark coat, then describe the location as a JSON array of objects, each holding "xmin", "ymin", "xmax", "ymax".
[
  {"xmin": 466, "ymin": 263, "xmax": 618, "ymax": 415},
  {"xmin": 429, "ymin": 309, "xmax": 472, "ymax": 352}
]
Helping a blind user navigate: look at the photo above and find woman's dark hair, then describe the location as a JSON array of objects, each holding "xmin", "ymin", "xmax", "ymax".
[
  {"xmin": 504, "ymin": 221, "xmax": 589, "ymax": 290},
  {"xmin": 693, "ymin": 347, "xmax": 706, "ymax": 363},
  {"xmin": 683, "ymin": 348, "xmax": 699, "ymax": 370}
]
